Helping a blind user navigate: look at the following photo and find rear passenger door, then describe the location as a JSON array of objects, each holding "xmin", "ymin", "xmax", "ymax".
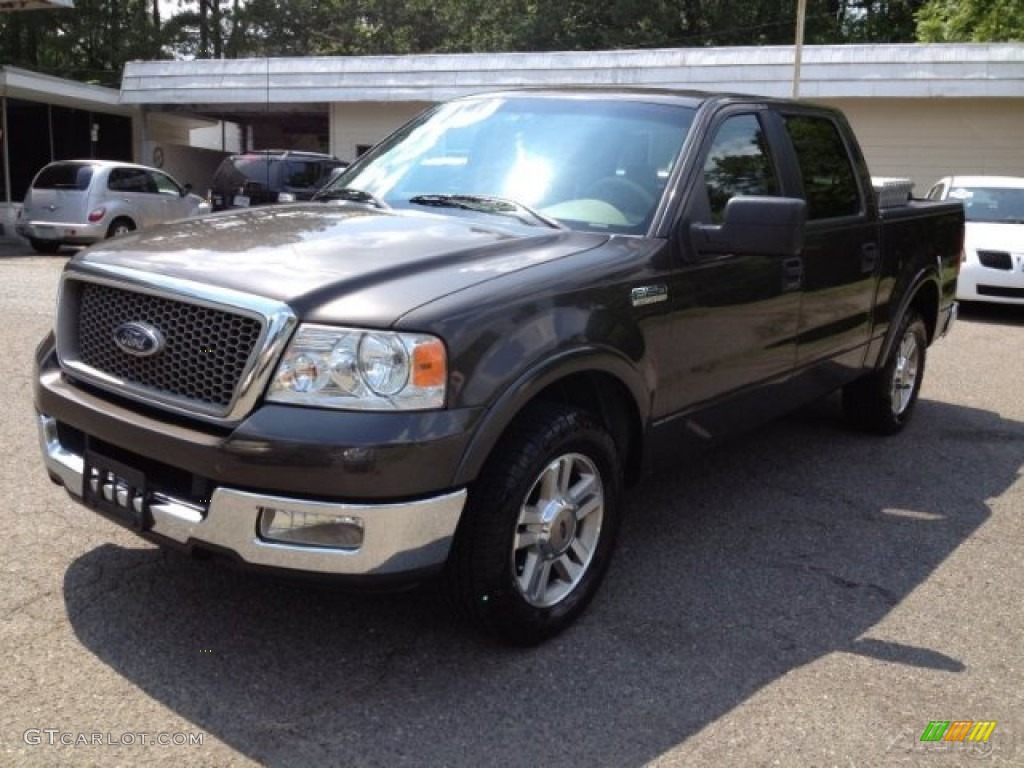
[
  {"xmin": 107, "ymin": 167, "xmax": 161, "ymax": 227},
  {"xmin": 777, "ymin": 110, "xmax": 879, "ymax": 379}
]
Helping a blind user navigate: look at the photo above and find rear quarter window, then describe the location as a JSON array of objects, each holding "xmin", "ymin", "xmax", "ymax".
[
  {"xmin": 228, "ymin": 157, "xmax": 276, "ymax": 183},
  {"xmin": 33, "ymin": 163, "xmax": 94, "ymax": 191}
]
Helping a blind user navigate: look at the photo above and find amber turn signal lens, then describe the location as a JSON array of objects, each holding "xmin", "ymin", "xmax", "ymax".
[{"xmin": 412, "ymin": 339, "xmax": 446, "ymax": 388}]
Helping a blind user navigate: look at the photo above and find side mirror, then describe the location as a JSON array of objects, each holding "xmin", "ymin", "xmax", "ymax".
[{"xmin": 691, "ymin": 196, "xmax": 806, "ymax": 257}]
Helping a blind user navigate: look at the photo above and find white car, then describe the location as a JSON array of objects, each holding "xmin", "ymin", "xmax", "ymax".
[
  {"xmin": 17, "ymin": 160, "xmax": 211, "ymax": 254},
  {"xmin": 926, "ymin": 175, "xmax": 1024, "ymax": 305}
]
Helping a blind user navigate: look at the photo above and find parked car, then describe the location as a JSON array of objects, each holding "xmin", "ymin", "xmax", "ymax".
[
  {"xmin": 926, "ymin": 175, "xmax": 1024, "ymax": 304},
  {"xmin": 17, "ymin": 160, "xmax": 210, "ymax": 254},
  {"xmin": 35, "ymin": 89, "xmax": 962, "ymax": 645},
  {"xmin": 313, "ymin": 164, "xmax": 350, "ymax": 197},
  {"xmin": 209, "ymin": 150, "xmax": 346, "ymax": 211}
]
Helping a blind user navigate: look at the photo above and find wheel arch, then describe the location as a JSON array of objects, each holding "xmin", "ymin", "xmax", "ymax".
[
  {"xmin": 106, "ymin": 216, "xmax": 137, "ymax": 237},
  {"xmin": 453, "ymin": 349, "xmax": 650, "ymax": 489},
  {"xmin": 878, "ymin": 269, "xmax": 940, "ymax": 366}
]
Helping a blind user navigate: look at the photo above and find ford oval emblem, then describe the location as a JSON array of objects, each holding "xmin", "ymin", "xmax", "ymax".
[{"xmin": 113, "ymin": 321, "xmax": 165, "ymax": 358}]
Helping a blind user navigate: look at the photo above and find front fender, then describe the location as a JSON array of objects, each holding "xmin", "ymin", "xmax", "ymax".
[{"xmin": 452, "ymin": 345, "xmax": 651, "ymax": 487}]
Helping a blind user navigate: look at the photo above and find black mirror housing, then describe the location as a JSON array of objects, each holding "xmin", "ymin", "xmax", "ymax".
[{"xmin": 691, "ymin": 196, "xmax": 807, "ymax": 257}]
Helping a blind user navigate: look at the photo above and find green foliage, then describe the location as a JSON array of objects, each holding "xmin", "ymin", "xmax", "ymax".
[
  {"xmin": 916, "ymin": 0, "xmax": 1024, "ymax": 42},
  {"xmin": 840, "ymin": 1, "xmax": 927, "ymax": 44},
  {"xmin": 1, "ymin": 0, "xmax": 164, "ymax": 86}
]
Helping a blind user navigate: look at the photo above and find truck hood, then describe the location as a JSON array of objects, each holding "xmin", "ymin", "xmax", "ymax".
[{"xmin": 71, "ymin": 203, "xmax": 609, "ymax": 326}]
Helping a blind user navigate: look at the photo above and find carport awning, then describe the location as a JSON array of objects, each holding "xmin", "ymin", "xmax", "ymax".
[
  {"xmin": 1, "ymin": 66, "xmax": 128, "ymax": 114},
  {"xmin": 121, "ymin": 44, "xmax": 1024, "ymax": 105},
  {"xmin": 0, "ymin": 0, "xmax": 74, "ymax": 10}
]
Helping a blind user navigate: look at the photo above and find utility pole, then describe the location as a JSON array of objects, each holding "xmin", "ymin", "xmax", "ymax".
[{"xmin": 793, "ymin": 0, "xmax": 807, "ymax": 99}]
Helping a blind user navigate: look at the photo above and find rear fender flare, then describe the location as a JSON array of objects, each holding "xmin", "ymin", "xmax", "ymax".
[{"xmin": 878, "ymin": 266, "xmax": 940, "ymax": 366}]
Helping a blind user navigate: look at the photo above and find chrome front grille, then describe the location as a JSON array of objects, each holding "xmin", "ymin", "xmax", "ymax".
[
  {"xmin": 55, "ymin": 269, "xmax": 297, "ymax": 424},
  {"xmin": 75, "ymin": 282, "xmax": 263, "ymax": 408}
]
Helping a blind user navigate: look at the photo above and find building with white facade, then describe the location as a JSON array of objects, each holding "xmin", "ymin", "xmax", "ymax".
[
  {"xmin": 3, "ymin": 43, "xmax": 1023, "ymax": 239},
  {"xmin": 120, "ymin": 43, "xmax": 1024, "ymax": 193}
]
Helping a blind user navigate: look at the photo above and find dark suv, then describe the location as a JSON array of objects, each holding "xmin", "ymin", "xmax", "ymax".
[{"xmin": 209, "ymin": 150, "xmax": 346, "ymax": 211}]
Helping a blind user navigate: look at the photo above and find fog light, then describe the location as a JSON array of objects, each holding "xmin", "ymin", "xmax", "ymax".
[{"xmin": 258, "ymin": 507, "xmax": 364, "ymax": 549}]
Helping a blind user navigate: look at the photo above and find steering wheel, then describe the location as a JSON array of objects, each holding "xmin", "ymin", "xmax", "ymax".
[{"xmin": 584, "ymin": 176, "xmax": 656, "ymax": 220}]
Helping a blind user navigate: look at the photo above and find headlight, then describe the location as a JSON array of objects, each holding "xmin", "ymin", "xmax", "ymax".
[{"xmin": 267, "ymin": 324, "xmax": 446, "ymax": 411}]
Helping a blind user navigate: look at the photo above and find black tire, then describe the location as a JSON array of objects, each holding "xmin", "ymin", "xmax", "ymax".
[
  {"xmin": 843, "ymin": 311, "xmax": 928, "ymax": 435},
  {"xmin": 106, "ymin": 218, "xmax": 136, "ymax": 238},
  {"xmin": 29, "ymin": 238, "xmax": 62, "ymax": 255},
  {"xmin": 445, "ymin": 402, "xmax": 622, "ymax": 646}
]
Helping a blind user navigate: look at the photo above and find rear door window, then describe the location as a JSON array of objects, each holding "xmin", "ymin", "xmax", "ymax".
[
  {"xmin": 284, "ymin": 160, "xmax": 321, "ymax": 189},
  {"xmin": 33, "ymin": 163, "xmax": 94, "ymax": 191},
  {"xmin": 783, "ymin": 115, "xmax": 862, "ymax": 219},
  {"xmin": 108, "ymin": 168, "xmax": 156, "ymax": 193}
]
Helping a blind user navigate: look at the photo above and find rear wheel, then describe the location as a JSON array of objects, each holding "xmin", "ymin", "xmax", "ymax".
[
  {"xmin": 28, "ymin": 238, "xmax": 62, "ymax": 255},
  {"xmin": 843, "ymin": 311, "xmax": 927, "ymax": 434},
  {"xmin": 445, "ymin": 403, "xmax": 622, "ymax": 645},
  {"xmin": 106, "ymin": 218, "xmax": 136, "ymax": 238}
]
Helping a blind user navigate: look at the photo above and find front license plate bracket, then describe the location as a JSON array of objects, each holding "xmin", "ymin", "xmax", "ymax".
[{"xmin": 83, "ymin": 449, "xmax": 150, "ymax": 532}]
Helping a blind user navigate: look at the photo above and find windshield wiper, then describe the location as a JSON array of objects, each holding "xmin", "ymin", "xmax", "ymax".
[
  {"xmin": 314, "ymin": 187, "xmax": 390, "ymax": 209},
  {"xmin": 408, "ymin": 194, "xmax": 567, "ymax": 230}
]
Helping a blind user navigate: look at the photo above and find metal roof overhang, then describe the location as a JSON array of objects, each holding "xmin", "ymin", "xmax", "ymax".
[
  {"xmin": 0, "ymin": 0, "xmax": 73, "ymax": 9},
  {"xmin": 1, "ymin": 65, "xmax": 132, "ymax": 114},
  {"xmin": 120, "ymin": 43, "xmax": 1024, "ymax": 108}
]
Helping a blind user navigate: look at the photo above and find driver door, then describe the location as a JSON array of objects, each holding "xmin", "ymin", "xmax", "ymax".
[{"xmin": 645, "ymin": 110, "xmax": 801, "ymax": 427}]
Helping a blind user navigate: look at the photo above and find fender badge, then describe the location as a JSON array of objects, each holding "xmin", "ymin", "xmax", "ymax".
[
  {"xmin": 113, "ymin": 321, "xmax": 165, "ymax": 358},
  {"xmin": 631, "ymin": 284, "xmax": 668, "ymax": 307}
]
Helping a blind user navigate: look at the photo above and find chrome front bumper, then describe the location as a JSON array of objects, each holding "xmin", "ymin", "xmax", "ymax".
[{"xmin": 37, "ymin": 413, "xmax": 466, "ymax": 576}]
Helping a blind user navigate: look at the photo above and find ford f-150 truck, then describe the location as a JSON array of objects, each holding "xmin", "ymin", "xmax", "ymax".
[{"xmin": 35, "ymin": 89, "xmax": 962, "ymax": 645}]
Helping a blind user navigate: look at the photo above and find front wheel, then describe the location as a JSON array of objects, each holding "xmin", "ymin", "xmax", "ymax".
[
  {"xmin": 445, "ymin": 403, "xmax": 622, "ymax": 645},
  {"xmin": 843, "ymin": 311, "xmax": 928, "ymax": 434}
]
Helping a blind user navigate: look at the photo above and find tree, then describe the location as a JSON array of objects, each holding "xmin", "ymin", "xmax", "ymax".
[
  {"xmin": 161, "ymin": 0, "xmax": 229, "ymax": 59},
  {"xmin": 4, "ymin": 0, "xmax": 1018, "ymax": 89},
  {"xmin": 0, "ymin": 1, "xmax": 163, "ymax": 86},
  {"xmin": 916, "ymin": 0, "xmax": 1024, "ymax": 42}
]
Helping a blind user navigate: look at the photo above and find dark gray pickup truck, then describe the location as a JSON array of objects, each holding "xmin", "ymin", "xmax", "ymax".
[{"xmin": 35, "ymin": 89, "xmax": 962, "ymax": 644}]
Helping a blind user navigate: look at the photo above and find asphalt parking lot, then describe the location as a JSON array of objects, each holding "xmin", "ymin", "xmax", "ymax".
[{"xmin": 1, "ymin": 240, "xmax": 1021, "ymax": 767}]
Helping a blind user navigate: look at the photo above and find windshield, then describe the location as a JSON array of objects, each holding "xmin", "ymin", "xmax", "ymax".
[
  {"xmin": 323, "ymin": 95, "xmax": 697, "ymax": 234},
  {"xmin": 948, "ymin": 186, "xmax": 1024, "ymax": 224}
]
